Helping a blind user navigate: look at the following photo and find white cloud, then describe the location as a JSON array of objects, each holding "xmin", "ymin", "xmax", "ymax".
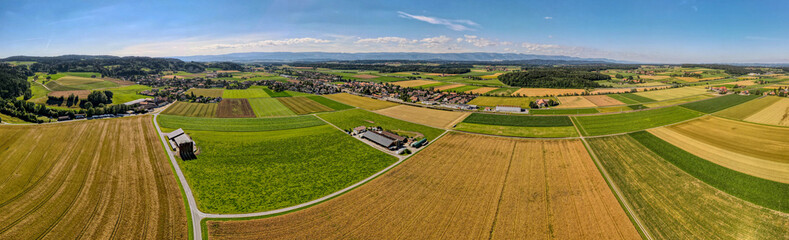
[
  {"xmin": 544, "ymin": 16, "xmax": 553, "ymax": 20},
  {"xmin": 198, "ymin": 37, "xmax": 330, "ymax": 50},
  {"xmin": 397, "ymin": 11, "xmax": 478, "ymax": 31},
  {"xmin": 356, "ymin": 37, "xmax": 416, "ymax": 45},
  {"xmin": 460, "ymin": 35, "xmax": 497, "ymax": 47}
]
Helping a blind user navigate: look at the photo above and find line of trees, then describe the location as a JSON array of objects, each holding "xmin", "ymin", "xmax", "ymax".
[
  {"xmin": 2, "ymin": 55, "xmax": 207, "ymax": 77},
  {"xmin": 290, "ymin": 63, "xmax": 472, "ymax": 74},
  {"xmin": 498, "ymin": 69, "xmax": 609, "ymax": 88}
]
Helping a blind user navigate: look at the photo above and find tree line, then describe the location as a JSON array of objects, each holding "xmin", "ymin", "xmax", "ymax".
[
  {"xmin": 2, "ymin": 55, "xmax": 207, "ymax": 77},
  {"xmin": 290, "ymin": 63, "xmax": 472, "ymax": 74},
  {"xmin": 498, "ymin": 69, "xmax": 610, "ymax": 88}
]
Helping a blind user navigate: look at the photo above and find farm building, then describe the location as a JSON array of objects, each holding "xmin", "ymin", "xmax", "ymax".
[
  {"xmin": 166, "ymin": 128, "xmax": 197, "ymax": 160},
  {"xmin": 361, "ymin": 131, "xmax": 398, "ymax": 149},
  {"xmin": 495, "ymin": 105, "xmax": 524, "ymax": 113},
  {"xmin": 379, "ymin": 131, "xmax": 406, "ymax": 144},
  {"xmin": 352, "ymin": 126, "xmax": 367, "ymax": 135}
]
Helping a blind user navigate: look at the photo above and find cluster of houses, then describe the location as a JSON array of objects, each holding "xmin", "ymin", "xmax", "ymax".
[
  {"xmin": 341, "ymin": 81, "xmax": 477, "ymax": 105},
  {"xmin": 123, "ymin": 96, "xmax": 172, "ymax": 112}
]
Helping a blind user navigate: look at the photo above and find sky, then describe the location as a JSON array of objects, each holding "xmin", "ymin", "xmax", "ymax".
[{"xmin": 1, "ymin": 0, "xmax": 788, "ymax": 63}]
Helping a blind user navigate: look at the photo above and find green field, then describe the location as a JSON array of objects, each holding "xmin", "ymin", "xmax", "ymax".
[
  {"xmin": 0, "ymin": 112, "xmax": 28, "ymax": 123},
  {"xmin": 110, "ymin": 85, "xmax": 152, "ymax": 104},
  {"xmin": 442, "ymin": 85, "xmax": 480, "ymax": 92},
  {"xmin": 714, "ymin": 96, "xmax": 782, "ymax": 120},
  {"xmin": 679, "ymin": 94, "xmax": 759, "ymax": 113},
  {"xmin": 262, "ymin": 87, "xmax": 291, "ymax": 97},
  {"xmin": 454, "ymin": 123, "xmax": 578, "ymax": 138},
  {"xmin": 248, "ymin": 98, "xmax": 296, "ymax": 117},
  {"xmin": 306, "ymin": 96, "xmax": 354, "ymax": 111},
  {"xmin": 642, "ymin": 94, "xmax": 712, "ymax": 108},
  {"xmin": 606, "ymin": 94, "xmax": 641, "ymax": 104},
  {"xmin": 222, "ymin": 88, "xmax": 270, "ymax": 98},
  {"xmin": 462, "ymin": 113, "xmax": 573, "ymax": 127},
  {"xmin": 179, "ymin": 125, "xmax": 397, "ymax": 213},
  {"xmin": 615, "ymin": 93, "xmax": 655, "ymax": 103},
  {"xmin": 529, "ymin": 108, "xmax": 600, "ymax": 115},
  {"xmin": 161, "ymin": 102, "xmax": 217, "ymax": 118},
  {"xmin": 630, "ymin": 131, "xmax": 789, "ymax": 212},
  {"xmin": 318, "ymin": 109, "xmax": 444, "ymax": 140},
  {"xmin": 588, "ymin": 135, "xmax": 788, "ymax": 239},
  {"xmin": 186, "ymin": 88, "xmax": 224, "ymax": 98},
  {"xmin": 573, "ymin": 106, "xmax": 704, "ymax": 136},
  {"xmin": 158, "ymin": 114, "xmax": 323, "ymax": 132}
]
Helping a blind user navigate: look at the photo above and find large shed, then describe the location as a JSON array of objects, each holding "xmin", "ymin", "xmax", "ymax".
[{"xmin": 361, "ymin": 131, "xmax": 396, "ymax": 149}]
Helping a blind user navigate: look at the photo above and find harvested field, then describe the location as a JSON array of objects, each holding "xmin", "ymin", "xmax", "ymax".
[
  {"xmin": 352, "ymin": 74, "xmax": 379, "ymax": 79},
  {"xmin": 433, "ymin": 83, "xmax": 464, "ymax": 91},
  {"xmin": 454, "ymin": 123, "xmax": 578, "ymax": 138},
  {"xmin": 390, "ymin": 80, "xmax": 439, "ymax": 88},
  {"xmin": 633, "ymin": 86, "xmax": 708, "ymax": 101},
  {"xmin": 222, "ymin": 88, "xmax": 270, "ymax": 98},
  {"xmin": 722, "ymin": 80, "xmax": 757, "ymax": 86},
  {"xmin": 466, "ymin": 87, "xmax": 498, "ymax": 94},
  {"xmin": 161, "ymin": 101, "xmax": 217, "ymax": 117},
  {"xmin": 511, "ymin": 87, "xmax": 585, "ymax": 96},
  {"xmin": 277, "ymin": 97, "xmax": 333, "ymax": 114},
  {"xmin": 374, "ymin": 105, "xmax": 469, "ymax": 129},
  {"xmin": 556, "ymin": 96, "xmax": 597, "ymax": 108},
  {"xmin": 639, "ymin": 75, "xmax": 671, "ymax": 80},
  {"xmin": 186, "ymin": 88, "xmax": 224, "ymax": 98},
  {"xmin": 588, "ymin": 135, "xmax": 789, "ymax": 239},
  {"xmin": 45, "ymin": 76, "xmax": 118, "ymax": 91},
  {"xmin": 161, "ymin": 75, "xmax": 186, "ymax": 79},
  {"xmin": 207, "ymin": 133, "xmax": 638, "ymax": 239},
  {"xmin": 102, "ymin": 77, "xmax": 135, "ymax": 86},
  {"xmin": 743, "ymin": 98, "xmax": 789, "ymax": 126},
  {"xmin": 715, "ymin": 96, "xmax": 781, "ymax": 120},
  {"xmin": 591, "ymin": 86, "xmax": 668, "ymax": 94},
  {"xmin": 480, "ymin": 72, "xmax": 503, "ymax": 79},
  {"xmin": 248, "ymin": 98, "xmax": 296, "ymax": 117},
  {"xmin": 0, "ymin": 116, "xmax": 187, "ymax": 239},
  {"xmin": 217, "ymin": 99, "xmax": 256, "ymax": 118},
  {"xmin": 649, "ymin": 127, "xmax": 789, "ymax": 183},
  {"xmin": 323, "ymin": 93, "xmax": 399, "ymax": 110},
  {"xmin": 676, "ymin": 76, "xmax": 724, "ymax": 82},
  {"xmin": 47, "ymin": 90, "xmax": 91, "ymax": 99},
  {"xmin": 584, "ymin": 95, "xmax": 624, "ymax": 106}
]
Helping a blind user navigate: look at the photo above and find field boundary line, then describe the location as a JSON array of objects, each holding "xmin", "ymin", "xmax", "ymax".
[
  {"xmin": 487, "ymin": 141, "xmax": 517, "ymax": 240},
  {"xmin": 570, "ymin": 117, "xmax": 654, "ymax": 240}
]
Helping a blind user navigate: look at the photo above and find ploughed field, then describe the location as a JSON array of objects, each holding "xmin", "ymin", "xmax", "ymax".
[
  {"xmin": 206, "ymin": 133, "xmax": 639, "ymax": 239},
  {"xmin": 0, "ymin": 116, "xmax": 187, "ymax": 239},
  {"xmin": 217, "ymin": 99, "xmax": 256, "ymax": 118},
  {"xmin": 161, "ymin": 102, "xmax": 218, "ymax": 118}
]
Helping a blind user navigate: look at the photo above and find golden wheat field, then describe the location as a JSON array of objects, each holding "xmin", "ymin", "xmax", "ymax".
[
  {"xmin": 374, "ymin": 105, "xmax": 469, "ymax": 128},
  {"xmin": 584, "ymin": 95, "xmax": 625, "ymax": 106},
  {"xmin": 743, "ymin": 98, "xmax": 789, "ymax": 126},
  {"xmin": 390, "ymin": 80, "xmax": 440, "ymax": 88},
  {"xmin": 555, "ymin": 96, "xmax": 597, "ymax": 108},
  {"xmin": 433, "ymin": 83, "xmax": 465, "ymax": 91},
  {"xmin": 0, "ymin": 116, "xmax": 188, "ymax": 239},
  {"xmin": 511, "ymin": 87, "xmax": 585, "ymax": 96},
  {"xmin": 206, "ymin": 133, "xmax": 639, "ymax": 240},
  {"xmin": 466, "ymin": 87, "xmax": 498, "ymax": 94},
  {"xmin": 323, "ymin": 93, "xmax": 399, "ymax": 110}
]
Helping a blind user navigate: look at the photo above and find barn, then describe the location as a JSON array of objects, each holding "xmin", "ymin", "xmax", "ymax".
[
  {"xmin": 361, "ymin": 131, "xmax": 396, "ymax": 149},
  {"xmin": 166, "ymin": 128, "xmax": 197, "ymax": 160}
]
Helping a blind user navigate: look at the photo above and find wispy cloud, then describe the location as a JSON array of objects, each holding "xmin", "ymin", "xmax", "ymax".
[
  {"xmin": 397, "ymin": 11, "xmax": 478, "ymax": 31},
  {"xmin": 356, "ymin": 37, "xmax": 416, "ymax": 45},
  {"xmin": 544, "ymin": 16, "xmax": 553, "ymax": 20},
  {"xmin": 198, "ymin": 38, "xmax": 330, "ymax": 50}
]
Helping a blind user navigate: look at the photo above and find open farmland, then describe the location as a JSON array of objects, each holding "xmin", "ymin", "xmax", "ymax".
[
  {"xmin": 176, "ymin": 125, "xmax": 397, "ymax": 213},
  {"xmin": 679, "ymin": 94, "xmax": 758, "ymax": 113},
  {"xmin": 466, "ymin": 87, "xmax": 498, "ymax": 94},
  {"xmin": 642, "ymin": 94, "xmax": 712, "ymax": 108},
  {"xmin": 588, "ymin": 135, "xmax": 788, "ymax": 239},
  {"xmin": 511, "ymin": 87, "xmax": 585, "ymax": 96},
  {"xmin": 608, "ymin": 93, "xmax": 652, "ymax": 104},
  {"xmin": 443, "ymin": 85, "xmax": 480, "ymax": 92},
  {"xmin": 0, "ymin": 116, "xmax": 187, "ymax": 239},
  {"xmin": 556, "ymin": 96, "xmax": 597, "ymax": 108},
  {"xmin": 573, "ymin": 106, "xmax": 705, "ymax": 136},
  {"xmin": 390, "ymin": 79, "xmax": 439, "ymax": 88},
  {"xmin": 584, "ymin": 95, "xmax": 625, "ymax": 106},
  {"xmin": 222, "ymin": 88, "xmax": 270, "ymax": 98},
  {"xmin": 318, "ymin": 109, "xmax": 444, "ymax": 140},
  {"xmin": 433, "ymin": 83, "xmax": 465, "ymax": 91},
  {"xmin": 305, "ymin": 96, "xmax": 354, "ymax": 111},
  {"xmin": 158, "ymin": 115, "xmax": 324, "ymax": 132},
  {"xmin": 456, "ymin": 113, "xmax": 577, "ymax": 137},
  {"xmin": 467, "ymin": 96, "xmax": 554, "ymax": 108},
  {"xmin": 186, "ymin": 88, "xmax": 224, "ymax": 98},
  {"xmin": 261, "ymin": 87, "xmax": 291, "ymax": 97},
  {"xmin": 374, "ymin": 105, "xmax": 469, "ymax": 128},
  {"xmin": 248, "ymin": 98, "xmax": 296, "ymax": 117},
  {"xmin": 45, "ymin": 76, "xmax": 118, "ymax": 91},
  {"xmin": 714, "ymin": 96, "xmax": 781, "ymax": 120},
  {"xmin": 323, "ymin": 93, "xmax": 399, "ymax": 110},
  {"xmin": 161, "ymin": 102, "xmax": 217, "ymax": 117},
  {"xmin": 109, "ymin": 84, "xmax": 152, "ymax": 104},
  {"xmin": 743, "ymin": 97, "xmax": 789, "ymax": 126},
  {"xmin": 206, "ymin": 133, "xmax": 638, "ymax": 240},
  {"xmin": 277, "ymin": 96, "xmax": 333, "ymax": 114},
  {"xmin": 217, "ymin": 99, "xmax": 256, "ymax": 118},
  {"xmin": 633, "ymin": 86, "xmax": 708, "ymax": 101}
]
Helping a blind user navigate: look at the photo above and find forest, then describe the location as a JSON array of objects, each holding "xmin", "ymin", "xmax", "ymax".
[
  {"xmin": 498, "ymin": 69, "xmax": 610, "ymax": 88},
  {"xmin": 2, "ymin": 55, "xmax": 206, "ymax": 77}
]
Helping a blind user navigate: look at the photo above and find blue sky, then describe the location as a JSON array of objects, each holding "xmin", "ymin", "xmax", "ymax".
[{"xmin": 1, "ymin": 0, "xmax": 788, "ymax": 63}]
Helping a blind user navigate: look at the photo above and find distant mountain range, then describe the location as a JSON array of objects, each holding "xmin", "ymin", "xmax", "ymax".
[{"xmin": 173, "ymin": 52, "xmax": 629, "ymax": 63}]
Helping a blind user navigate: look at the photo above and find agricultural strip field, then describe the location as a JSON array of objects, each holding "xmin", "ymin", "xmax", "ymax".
[
  {"xmin": 186, "ymin": 88, "xmax": 224, "ymax": 98},
  {"xmin": 323, "ymin": 93, "xmax": 399, "ymax": 110},
  {"xmin": 177, "ymin": 125, "xmax": 397, "ymax": 213},
  {"xmin": 632, "ymin": 130, "xmax": 789, "ymax": 212},
  {"xmin": 530, "ymin": 108, "xmax": 600, "ymax": 115},
  {"xmin": 305, "ymin": 96, "xmax": 354, "ymax": 111},
  {"xmin": 467, "ymin": 96, "xmax": 555, "ymax": 108},
  {"xmin": 390, "ymin": 80, "xmax": 439, "ymax": 88},
  {"xmin": 742, "ymin": 97, "xmax": 789, "ymax": 126},
  {"xmin": 642, "ymin": 94, "xmax": 712, "ymax": 108},
  {"xmin": 0, "ymin": 116, "xmax": 187, "ymax": 239},
  {"xmin": 318, "ymin": 109, "xmax": 444, "ymax": 140},
  {"xmin": 455, "ymin": 113, "xmax": 578, "ymax": 137},
  {"xmin": 157, "ymin": 115, "xmax": 324, "ymax": 132},
  {"xmin": 633, "ymin": 86, "xmax": 708, "ymax": 101},
  {"xmin": 206, "ymin": 133, "xmax": 638, "ymax": 239},
  {"xmin": 45, "ymin": 76, "xmax": 119, "ymax": 91},
  {"xmin": 248, "ymin": 98, "xmax": 296, "ymax": 117},
  {"xmin": 443, "ymin": 85, "xmax": 480, "ymax": 92},
  {"xmin": 161, "ymin": 102, "xmax": 217, "ymax": 118},
  {"xmin": 511, "ymin": 87, "xmax": 585, "ymax": 96},
  {"xmin": 555, "ymin": 96, "xmax": 597, "ymax": 108},
  {"xmin": 573, "ymin": 106, "xmax": 705, "ymax": 136},
  {"xmin": 109, "ymin": 85, "xmax": 152, "ymax": 104},
  {"xmin": 606, "ymin": 94, "xmax": 642, "ymax": 104},
  {"xmin": 615, "ymin": 93, "xmax": 656, "ymax": 103},
  {"xmin": 222, "ymin": 88, "xmax": 270, "ymax": 98},
  {"xmin": 277, "ymin": 97, "xmax": 333, "ymax": 114},
  {"xmin": 588, "ymin": 135, "xmax": 788, "ymax": 239},
  {"xmin": 261, "ymin": 88, "xmax": 291, "ymax": 97},
  {"xmin": 679, "ymin": 94, "xmax": 758, "ymax": 113},
  {"xmin": 466, "ymin": 87, "xmax": 498, "ymax": 94},
  {"xmin": 584, "ymin": 95, "xmax": 625, "ymax": 106},
  {"xmin": 216, "ymin": 99, "xmax": 256, "ymax": 118},
  {"xmin": 714, "ymin": 96, "xmax": 782, "ymax": 120},
  {"xmin": 433, "ymin": 83, "xmax": 465, "ymax": 91},
  {"xmin": 373, "ymin": 105, "xmax": 470, "ymax": 129}
]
